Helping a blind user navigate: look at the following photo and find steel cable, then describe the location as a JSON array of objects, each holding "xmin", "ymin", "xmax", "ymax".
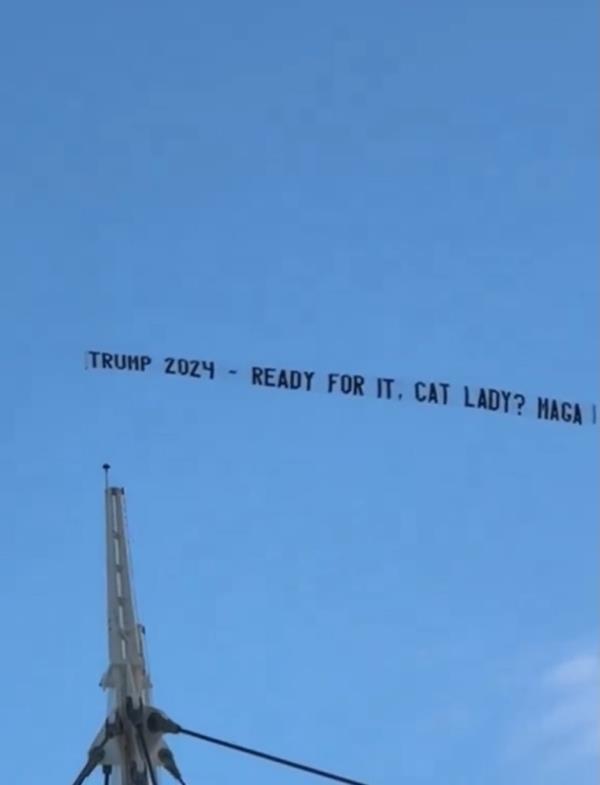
[{"xmin": 177, "ymin": 726, "xmax": 370, "ymax": 785}]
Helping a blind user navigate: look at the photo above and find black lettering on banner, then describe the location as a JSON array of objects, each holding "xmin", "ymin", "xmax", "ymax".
[
  {"xmin": 251, "ymin": 366, "xmax": 316, "ymax": 392},
  {"xmin": 415, "ymin": 381, "xmax": 449, "ymax": 405},
  {"xmin": 85, "ymin": 350, "xmax": 596, "ymax": 428},
  {"xmin": 352, "ymin": 375, "xmax": 365, "ymax": 395},
  {"xmin": 164, "ymin": 357, "xmax": 213, "ymax": 379},
  {"xmin": 376, "ymin": 377, "xmax": 396, "ymax": 399},
  {"xmin": 464, "ymin": 387, "xmax": 525, "ymax": 416},
  {"xmin": 87, "ymin": 351, "xmax": 152, "ymax": 372},
  {"xmin": 129, "ymin": 355, "xmax": 142, "ymax": 370},
  {"xmin": 513, "ymin": 393, "xmax": 526, "ymax": 415},
  {"xmin": 278, "ymin": 369, "xmax": 304, "ymax": 390},
  {"xmin": 88, "ymin": 351, "xmax": 100, "ymax": 368},
  {"xmin": 327, "ymin": 373, "xmax": 365, "ymax": 396},
  {"xmin": 537, "ymin": 397, "xmax": 583, "ymax": 426},
  {"xmin": 465, "ymin": 387, "xmax": 508, "ymax": 412},
  {"xmin": 202, "ymin": 360, "xmax": 215, "ymax": 379}
]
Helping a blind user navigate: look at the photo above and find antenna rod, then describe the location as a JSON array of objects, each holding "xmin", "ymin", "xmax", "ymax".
[{"xmin": 102, "ymin": 463, "xmax": 111, "ymax": 489}]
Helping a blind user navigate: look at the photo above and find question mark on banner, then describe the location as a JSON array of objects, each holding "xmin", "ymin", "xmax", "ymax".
[{"xmin": 514, "ymin": 393, "xmax": 526, "ymax": 416}]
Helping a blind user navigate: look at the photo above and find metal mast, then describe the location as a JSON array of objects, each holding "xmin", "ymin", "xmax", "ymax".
[
  {"xmin": 70, "ymin": 466, "xmax": 184, "ymax": 785},
  {"xmin": 102, "ymin": 469, "xmax": 151, "ymax": 707},
  {"xmin": 69, "ymin": 466, "xmax": 369, "ymax": 785}
]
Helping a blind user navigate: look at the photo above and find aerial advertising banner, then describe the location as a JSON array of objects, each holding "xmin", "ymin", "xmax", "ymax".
[{"xmin": 85, "ymin": 350, "xmax": 597, "ymax": 428}]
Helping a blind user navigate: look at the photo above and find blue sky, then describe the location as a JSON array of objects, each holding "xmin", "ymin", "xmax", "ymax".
[{"xmin": 1, "ymin": 2, "xmax": 598, "ymax": 784}]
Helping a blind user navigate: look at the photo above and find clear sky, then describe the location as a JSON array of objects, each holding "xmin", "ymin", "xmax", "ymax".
[{"xmin": 1, "ymin": 2, "xmax": 598, "ymax": 784}]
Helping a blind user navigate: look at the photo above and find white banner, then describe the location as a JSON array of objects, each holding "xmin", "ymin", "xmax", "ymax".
[{"xmin": 84, "ymin": 349, "xmax": 597, "ymax": 428}]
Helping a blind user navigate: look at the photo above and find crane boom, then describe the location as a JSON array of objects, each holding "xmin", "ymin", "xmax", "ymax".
[
  {"xmin": 100, "ymin": 483, "xmax": 156, "ymax": 784},
  {"xmin": 101, "ymin": 485, "xmax": 152, "ymax": 704},
  {"xmin": 68, "ymin": 466, "xmax": 366, "ymax": 785},
  {"xmin": 70, "ymin": 469, "xmax": 185, "ymax": 785}
]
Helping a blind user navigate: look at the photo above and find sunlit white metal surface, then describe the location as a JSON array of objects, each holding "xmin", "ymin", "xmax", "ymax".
[{"xmin": 74, "ymin": 469, "xmax": 183, "ymax": 785}]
